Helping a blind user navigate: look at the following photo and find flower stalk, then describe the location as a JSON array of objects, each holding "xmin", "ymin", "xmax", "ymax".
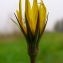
[
  {"xmin": 14, "ymin": 0, "xmax": 47, "ymax": 63},
  {"xmin": 27, "ymin": 42, "xmax": 39, "ymax": 63}
]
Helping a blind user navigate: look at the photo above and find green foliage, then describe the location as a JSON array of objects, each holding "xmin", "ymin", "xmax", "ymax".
[{"xmin": 0, "ymin": 32, "xmax": 63, "ymax": 63}]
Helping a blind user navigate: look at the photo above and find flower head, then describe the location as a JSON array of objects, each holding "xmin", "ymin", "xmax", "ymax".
[
  {"xmin": 14, "ymin": 0, "xmax": 48, "ymax": 62},
  {"xmin": 15, "ymin": 0, "xmax": 47, "ymax": 43}
]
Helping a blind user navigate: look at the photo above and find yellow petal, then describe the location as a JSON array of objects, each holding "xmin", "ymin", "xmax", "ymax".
[
  {"xmin": 19, "ymin": 0, "xmax": 22, "ymax": 18},
  {"xmin": 16, "ymin": 10, "xmax": 27, "ymax": 34},
  {"xmin": 31, "ymin": 0, "xmax": 38, "ymax": 32},
  {"xmin": 25, "ymin": 0, "xmax": 31, "ymax": 20},
  {"xmin": 39, "ymin": 1, "xmax": 47, "ymax": 32},
  {"xmin": 25, "ymin": 0, "xmax": 38, "ymax": 34},
  {"xmin": 16, "ymin": 10, "xmax": 21, "ymax": 22},
  {"xmin": 25, "ymin": 0, "xmax": 32, "ymax": 31}
]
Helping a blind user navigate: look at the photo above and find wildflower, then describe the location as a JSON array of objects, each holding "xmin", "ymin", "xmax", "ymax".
[{"xmin": 14, "ymin": 0, "xmax": 47, "ymax": 63}]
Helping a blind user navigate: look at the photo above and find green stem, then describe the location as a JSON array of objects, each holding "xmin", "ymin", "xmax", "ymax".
[{"xmin": 27, "ymin": 43, "xmax": 39, "ymax": 63}]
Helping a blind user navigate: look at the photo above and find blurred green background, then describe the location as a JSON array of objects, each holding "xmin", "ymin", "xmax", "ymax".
[{"xmin": 0, "ymin": 32, "xmax": 63, "ymax": 63}]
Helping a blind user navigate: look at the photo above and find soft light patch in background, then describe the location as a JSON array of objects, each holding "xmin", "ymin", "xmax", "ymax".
[{"xmin": 0, "ymin": 0, "xmax": 63, "ymax": 33}]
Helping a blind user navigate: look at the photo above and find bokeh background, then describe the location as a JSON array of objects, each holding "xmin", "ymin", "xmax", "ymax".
[{"xmin": 0, "ymin": 0, "xmax": 63, "ymax": 63}]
